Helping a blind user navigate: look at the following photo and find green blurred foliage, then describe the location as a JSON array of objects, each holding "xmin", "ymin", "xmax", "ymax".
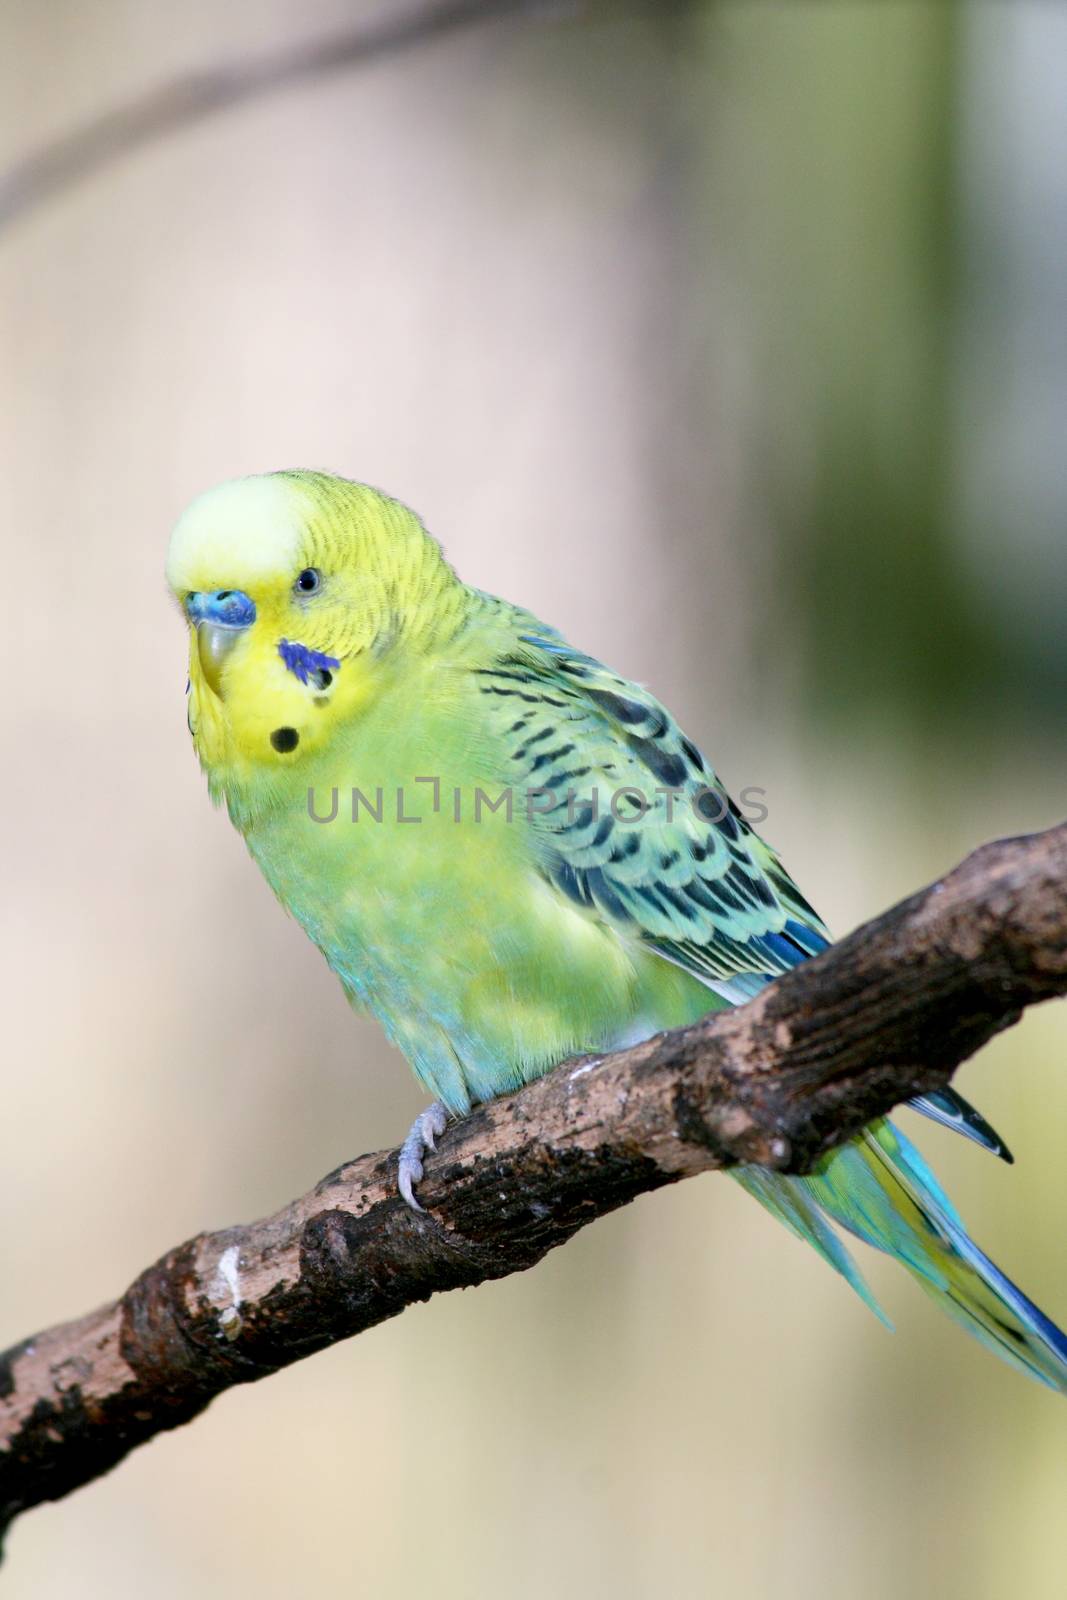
[{"xmin": 699, "ymin": 1, "xmax": 1061, "ymax": 737}]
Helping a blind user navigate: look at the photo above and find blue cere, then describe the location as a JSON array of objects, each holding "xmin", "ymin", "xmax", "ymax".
[{"xmin": 186, "ymin": 589, "xmax": 257, "ymax": 628}]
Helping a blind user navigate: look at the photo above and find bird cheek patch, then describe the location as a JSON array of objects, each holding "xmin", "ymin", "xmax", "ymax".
[{"xmin": 278, "ymin": 639, "xmax": 340, "ymax": 691}]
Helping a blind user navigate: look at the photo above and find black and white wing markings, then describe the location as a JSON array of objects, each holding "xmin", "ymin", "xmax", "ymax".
[{"xmin": 474, "ymin": 630, "xmax": 830, "ymax": 1002}]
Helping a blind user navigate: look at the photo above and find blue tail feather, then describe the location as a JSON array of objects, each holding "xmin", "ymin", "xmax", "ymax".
[
  {"xmin": 741, "ymin": 1118, "xmax": 1067, "ymax": 1393},
  {"xmin": 714, "ymin": 885, "xmax": 1062, "ymax": 1388}
]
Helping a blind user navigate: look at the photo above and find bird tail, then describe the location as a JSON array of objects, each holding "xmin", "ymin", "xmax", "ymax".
[{"xmin": 733, "ymin": 1118, "xmax": 1067, "ymax": 1393}]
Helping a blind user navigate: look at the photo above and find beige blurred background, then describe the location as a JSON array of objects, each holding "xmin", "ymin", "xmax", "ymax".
[{"xmin": 2, "ymin": 2, "xmax": 1066, "ymax": 1596}]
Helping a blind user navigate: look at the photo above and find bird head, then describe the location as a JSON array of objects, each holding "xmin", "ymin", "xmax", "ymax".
[{"xmin": 166, "ymin": 471, "xmax": 463, "ymax": 784}]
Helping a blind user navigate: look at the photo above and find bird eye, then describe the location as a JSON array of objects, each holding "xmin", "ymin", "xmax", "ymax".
[{"xmin": 295, "ymin": 568, "xmax": 321, "ymax": 595}]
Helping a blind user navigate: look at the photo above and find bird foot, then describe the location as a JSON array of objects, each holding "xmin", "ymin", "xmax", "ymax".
[{"xmin": 398, "ymin": 1101, "xmax": 448, "ymax": 1212}]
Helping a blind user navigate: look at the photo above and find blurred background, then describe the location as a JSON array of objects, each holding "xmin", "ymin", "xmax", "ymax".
[{"xmin": 1, "ymin": 2, "xmax": 1065, "ymax": 1595}]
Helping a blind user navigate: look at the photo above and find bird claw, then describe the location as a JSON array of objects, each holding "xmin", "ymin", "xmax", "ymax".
[{"xmin": 398, "ymin": 1101, "xmax": 448, "ymax": 1212}]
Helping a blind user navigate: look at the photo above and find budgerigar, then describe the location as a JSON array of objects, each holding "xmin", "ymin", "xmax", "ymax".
[{"xmin": 166, "ymin": 470, "xmax": 1067, "ymax": 1391}]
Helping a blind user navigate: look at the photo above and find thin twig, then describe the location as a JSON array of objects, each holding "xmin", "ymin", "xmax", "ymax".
[{"xmin": 0, "ymin": 0, "xmax": 576, "ymax": 235}]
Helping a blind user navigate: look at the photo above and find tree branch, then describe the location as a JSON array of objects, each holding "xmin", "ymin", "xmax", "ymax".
[
  {"xmin": 2, "ymin": 820, "xmax": 1065, "ymax": 1543},
  {"xmin": 0, "ymin": 0, "xmax": 575, "ymax": 235}
]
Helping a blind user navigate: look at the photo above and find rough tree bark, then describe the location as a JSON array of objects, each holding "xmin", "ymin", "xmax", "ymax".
[{"xmin": 1, "ymin": 820, "xmax": 1065, "ymax": 1546}]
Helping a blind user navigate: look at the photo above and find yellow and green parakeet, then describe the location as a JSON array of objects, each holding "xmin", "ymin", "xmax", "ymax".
[{"xmin": 166, "ymin": 470, "xmax": 1067, "ymax": 1392}]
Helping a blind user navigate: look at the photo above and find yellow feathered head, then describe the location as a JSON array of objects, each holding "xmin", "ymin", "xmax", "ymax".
[{"xmin": 166, "ymin": 470, "xmax": 461, "ymax": 779}]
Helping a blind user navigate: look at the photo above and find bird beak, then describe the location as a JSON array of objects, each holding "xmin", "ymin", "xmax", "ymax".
[{"xmin": 185, "ymin": 590, "xmax": 256, "ymax": 697}]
